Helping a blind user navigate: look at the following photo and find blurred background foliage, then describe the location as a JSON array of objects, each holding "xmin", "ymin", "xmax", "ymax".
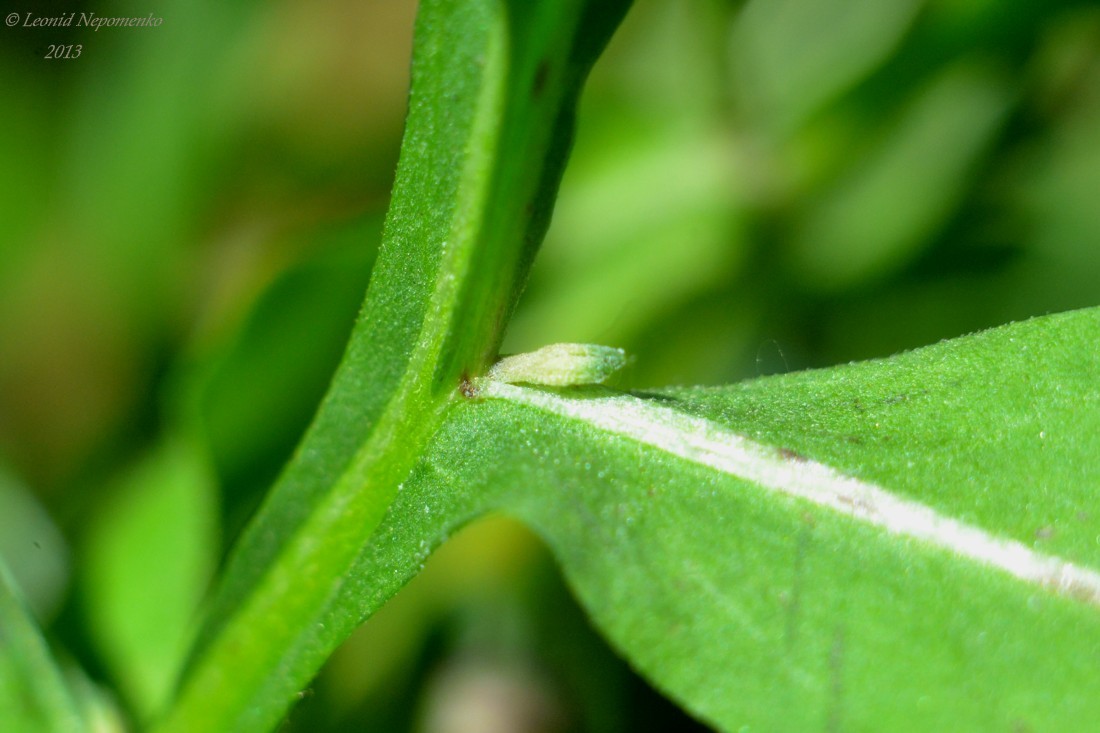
[{"xmin": 1, "ymin": 0, "xmax": 1099, "ymax": 730}]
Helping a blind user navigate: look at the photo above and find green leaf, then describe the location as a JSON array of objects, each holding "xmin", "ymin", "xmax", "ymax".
[
  {"xmin": 731, "ymin": 0, "xmax": 923, "ymax": 132},
  {"xmin": 81, "ymin": 437, "xmax": 219, "ymax": 722},
  {"xmin": 358, "ymin": 307, "xmax": 1100, "ymax": 732},
  {"xmin": 0, "ymin": 560, "xmax": 86, "ymax": 733},
  {"xmin": 159, "ymin": 2, "xmax": 631, "ymax": 731},
  {"xmin": 0, "ymin": 469, "xmax": 70, "ymax": 621},
  {"xmin": 184, "ymin": 221, "xmax": 378, "ymax": 524},
  {"xmin": 787, "ymin": 61, "xmax": 1013, "ymax": 291}
]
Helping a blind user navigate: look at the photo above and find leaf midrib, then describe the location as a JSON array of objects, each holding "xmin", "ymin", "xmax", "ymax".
[{"xmin": 478, "ymin": 379, "xmax": 1100, "ymax": 610}]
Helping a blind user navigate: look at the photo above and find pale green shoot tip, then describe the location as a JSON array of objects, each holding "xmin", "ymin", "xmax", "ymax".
[{"xmin": 487, "ymin": 343, "xmax": 628, "ymax": 387}]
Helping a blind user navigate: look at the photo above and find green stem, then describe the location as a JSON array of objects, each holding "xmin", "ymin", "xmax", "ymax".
[{"xmin": 156, "ymin": 2, "xmax": 630, "ymax": 731}]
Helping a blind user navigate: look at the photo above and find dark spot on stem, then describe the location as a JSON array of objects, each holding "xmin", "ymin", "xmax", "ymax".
[{"xmin": 459, "ymin": 371, "xmax": 478, "ymax": 399}]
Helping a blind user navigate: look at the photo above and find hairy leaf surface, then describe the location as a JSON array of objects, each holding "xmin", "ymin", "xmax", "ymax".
[{"xmin": 360, "ymin": 308, "xmax": 1100, "ymax": 731}]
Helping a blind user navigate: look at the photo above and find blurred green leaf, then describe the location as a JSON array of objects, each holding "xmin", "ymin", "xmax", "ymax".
[
  {"xmin": 184, "ymin": 218, "xmax": 379, "ymax": 527},
  {"xmin": 731, "ymin": 0, "xmax": 923, "ymax": 132},
  {"xmin": 788, "ymin": 61, "xmax": 1013, "ymax": 291},
  {"xmin": 0, "ymin": 560, "xmax": 86, "ymax": 733},
  {"xmin": 81, "ymin": 438, "xmax": 218, "ymax": 721},
  {"xmin": 505, "ymin": 128, "xmax": 743, "ymax": 352},
  {"xmin": 0, "ymin": 469, "xmax": 69, "ymax": 621}
]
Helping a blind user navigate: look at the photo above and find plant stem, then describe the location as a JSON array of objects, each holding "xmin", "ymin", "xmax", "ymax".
[{"xmin": 155, "ymin": 2, "xmax": 631, "ymax": 731}]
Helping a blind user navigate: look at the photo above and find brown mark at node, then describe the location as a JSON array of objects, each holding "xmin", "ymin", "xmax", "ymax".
[
  {"xmin": 459, "ymin": 372, "xmax": 479, "ymax": 399},
  {"xmin": 533, "ymin": 60, "xmax": 549, "ymax": 98}
]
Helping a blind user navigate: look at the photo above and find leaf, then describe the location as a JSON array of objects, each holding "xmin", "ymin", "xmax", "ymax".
[
  {"xmin": 81, "ymin": 437, "xmax": 219, "ymax": 722},
  {"xmin": 787, "ymin": 61, "xmax": 1013, "ymax": 290},
  {"xmin": 731, "ymin": 0, "xmax": 923, "ymax": 132},
  {"xmin": 0, "ymin": 559, "xmax": 86, "ymax": 733},
  {"xmin": 355, "ymin": 307, "xmax": 1100, "ymax": 732},
  {"xmin": 184, "ymin": 222, "xmax": 378, "ymax": 523},
  {"xmin": 159, "ymin": 2, "xmax": 632, "ymax": 731},
  {"xmin": 0, "ymin": 468, "xmax": 70, "ymax": 621}
]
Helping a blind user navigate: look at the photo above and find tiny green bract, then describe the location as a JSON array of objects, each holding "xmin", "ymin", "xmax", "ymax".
[{"xmin": 487, "ymin": 343, "xmax": 628, "ymax": 387}]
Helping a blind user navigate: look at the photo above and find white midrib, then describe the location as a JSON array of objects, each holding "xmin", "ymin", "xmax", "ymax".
[{"xmin": 480, "ymin": 380, "xmax": 1100, "ymax": 608}]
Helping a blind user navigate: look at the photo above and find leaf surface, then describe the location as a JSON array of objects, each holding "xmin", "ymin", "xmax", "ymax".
[{"xmin": 361, "ymin": 307, "xmax": 1100, "ymax": 731}]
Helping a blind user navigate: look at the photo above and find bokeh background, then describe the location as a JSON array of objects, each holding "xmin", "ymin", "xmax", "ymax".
[{"xmin": 2, "ymin": 0, "xmax": 1099, "ymax": 730}]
